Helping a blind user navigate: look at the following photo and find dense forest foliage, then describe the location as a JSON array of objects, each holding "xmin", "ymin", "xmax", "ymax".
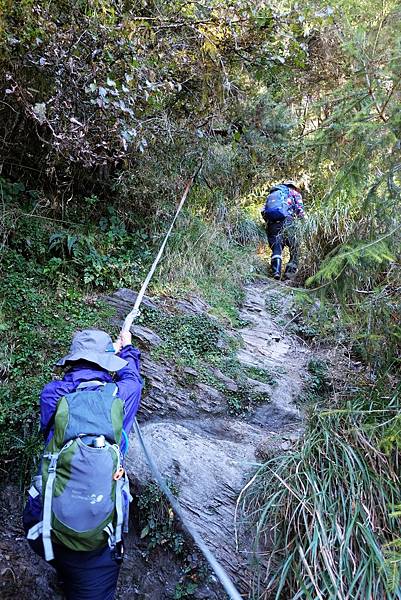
[{"xmin": 0, "ymin": 0, "xmax": 400, "ymax": 598}]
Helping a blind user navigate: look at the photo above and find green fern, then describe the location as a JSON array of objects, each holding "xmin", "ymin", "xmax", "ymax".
[{"xmin": 306, "ymin": 238, "xmax": 395, "ymax": 290}]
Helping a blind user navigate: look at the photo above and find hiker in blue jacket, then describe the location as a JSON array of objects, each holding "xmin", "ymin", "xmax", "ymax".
[
  {"xmin": 261, "ymin": 180, "xmax": 305, "ymax": 280},
  {"xmin": 23, "ymin": 329, "xmax": 143, "ymax": 600}
]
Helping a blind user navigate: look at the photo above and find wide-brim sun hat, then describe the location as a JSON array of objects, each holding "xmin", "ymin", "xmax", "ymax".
[
  {"xmin": 56, "ymin": 329, "xmax": 128, "ymax": 372},
  {"xmin": 283, "ymin": 179, "xmax": 299, "ymax": 188}
]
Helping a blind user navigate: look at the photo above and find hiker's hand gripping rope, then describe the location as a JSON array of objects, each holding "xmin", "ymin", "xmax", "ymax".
[
  {"xmin": 114, "ymin": 330, "xmax": 132, "ymax": 353},
  {"xmin": 120, "ymin": 162, "xmax": 244, "ymax": 600}
]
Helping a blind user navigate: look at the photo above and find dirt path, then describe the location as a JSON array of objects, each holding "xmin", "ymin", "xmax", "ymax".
[{"xmin": 0, "ymin": 281, "xmax": 312, "ymax": 599}]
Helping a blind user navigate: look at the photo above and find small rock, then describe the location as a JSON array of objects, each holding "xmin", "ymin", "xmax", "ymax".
[
  {"xmin": 245, "ymin": 378, "xmax": 272, "ymax": 393},
  {"xmin": 132, "ymin": 325, "xmax": 162, "ymax": 347},
  {"xmin": 174, "ymin": 296, "xmax": 209, "ymax": 315},
  {"xmin": 195, "ymin": 382, "xmax": 222, "ymax": 401},
  {"xmin": 115, "ymin": 288, "xmax": 158, "ymax": 310},
  {"xmin": 281, "ymin": 433, "xmax": 299, "ymax": 442},
  {"xmin": 211, "ymin": 368, "xmax": 238, "ymax": 392},
  {"xmin": 216, "ymin": 337, "xmax": 229, "ymax": 350},
  {"xmin": 183, "ymin": 366, "xmax": 198, "ymax": 377}
]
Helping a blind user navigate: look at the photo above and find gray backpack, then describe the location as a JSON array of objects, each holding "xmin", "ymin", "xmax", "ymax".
[{"xmin": 28, "ymin": 381, "xmax": 131, "ymax": 561}]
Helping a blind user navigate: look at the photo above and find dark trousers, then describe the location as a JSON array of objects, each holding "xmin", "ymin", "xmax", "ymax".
[
  {"xmin": 24, "ymin": 514, "xmax": 120, "ymax": 600},
  {"xmin": 54, "ymin": 544, "xmax": 120, "ymax": 600},
  {"xmin": 28, "ymin": 538, "xmax": 120, "ymax": 600},
  {"xmin": 267, "ymin": 219, "xmax": 298, "ymax": 271}
]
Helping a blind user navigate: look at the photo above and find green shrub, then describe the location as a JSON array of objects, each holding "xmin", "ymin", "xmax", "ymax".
[
  {"xmin": 0, "ymin": 249, "xmax": 112, "ymax": 480},
  {"xmin": 298, "ymin": 358, "xmax": 331, "ymax": 404},
  {"xmin": 227, "ymin": 385, "xmax": 270, "ymax": 416},
  {"xmin": 46, "ymin": 208, "xmax": 152, "ymax": 288},
  {"xmin": 243, "ymin": 366, "xmax": 278, "ymax": 387},
  {"xmin": 137, "ymin": 480, "xmax": 184, "ymax": 554},
  {"xmin": 139, "ymin": 307, "xmax": 223, "ymax": 362}
]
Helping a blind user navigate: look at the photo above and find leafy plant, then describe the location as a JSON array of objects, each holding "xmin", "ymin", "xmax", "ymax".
[
  {"xmin": 0, "ymin": 176, "xmax": 24, "ymax": 202},
  {"xmin": 47, "ymin": 210, "xmax": 152, "ymax": 288},
  {"xmin": 227, "ymin": 385, "xmax": 270, "ymax": 416},
  {"xmin": 137, "ymin": 480, "xmax": 184, "ymax": 555},
  {"xmin": 243, "ymin": 366, "xmax": 278, "ymax": 387},
  {"xmin": 174, "ymin": 559, "xmax": 209, "ymax": 599},
  {"xmin": 298, "ymin": 358, "xmax": 331, "ymax": 404},
  {"xmin": 139, "ymin": 307, "xmax": 223, "ymax": 362},
  {"xmin": 0, "ymin": 248, "xmax": 112, "ymax": 481}
]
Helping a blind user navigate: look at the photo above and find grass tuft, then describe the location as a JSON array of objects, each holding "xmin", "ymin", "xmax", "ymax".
[
  {"xmin": 240, "ymin": 390, "xmax": 401, "ymax": 600},
  {"xmin": 153, "ymin": 212, "xmax": 259, "ymax": 325}
]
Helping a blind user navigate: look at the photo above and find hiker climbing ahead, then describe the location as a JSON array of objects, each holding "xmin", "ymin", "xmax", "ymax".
[
  {"xmin": 23, "ymin": 329, "xmax": 143, "ymax": 600},
  {"xmin": 261, "ymin": 180, "xmax": 305, "ymax": 280}
]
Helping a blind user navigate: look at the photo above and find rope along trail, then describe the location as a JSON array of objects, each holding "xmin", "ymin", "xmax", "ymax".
[{"xmin": 121, "ymin": 165, "xmax": 243, "ymax": 600}]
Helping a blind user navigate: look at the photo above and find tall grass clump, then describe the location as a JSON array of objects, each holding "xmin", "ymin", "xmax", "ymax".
[
  {"xmin": 153, "ymin": 211, "xmax": 264, "ymax": 324},
  {"xmin": 241, "ymin": 386, "xmax": 401, "ymax": 600}
]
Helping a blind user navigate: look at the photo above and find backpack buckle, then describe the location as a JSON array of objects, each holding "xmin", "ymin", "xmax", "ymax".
[
  {"xmin": 112, "ymin": 541, "xmax": 124, "ymax": 564},
  {"xmin": 47, "ymin": 454, "xmax": 58, "ymax": 473},
  {"xmin": 113, "ymin": 467, "xmax": 124, "ymax": 481}
]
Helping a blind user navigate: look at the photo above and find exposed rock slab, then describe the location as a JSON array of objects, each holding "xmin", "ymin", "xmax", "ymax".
[
  {"xmin": 238, "ymin": 284, "xmax": 309, "ymax": 416},
  {"xmin": 125, "ymin": 419, "xmax": 262, "ymax": 593},
  {"xmin": 119, "ymin": 281, "xmax": 310, "ymax": 598}
]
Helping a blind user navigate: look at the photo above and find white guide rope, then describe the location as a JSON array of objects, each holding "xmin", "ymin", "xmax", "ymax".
[
  {"xmin": 121, "ymin": 165, "xmax": 243, "ymax": 600},
  {"xmin": 122, "ymin": 165, "xmax": 201, "ymax": 333}
]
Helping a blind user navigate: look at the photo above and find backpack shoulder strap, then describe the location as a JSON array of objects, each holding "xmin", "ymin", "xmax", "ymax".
[{"xmin": 103, "ymin": 382, "xmax": 118, "ymax": 397}]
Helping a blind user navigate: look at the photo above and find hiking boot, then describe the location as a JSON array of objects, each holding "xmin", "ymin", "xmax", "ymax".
[
  {"xmin": 285, "ymin": 261, "xmax": 297, "ymax": 274},
  {"xmin": 271, "ymin": 257, "xmax": 282, "ymax": 280},
  {"xmin": 284, "ymin": 262, "xmax": 297, "ymax": 280}
]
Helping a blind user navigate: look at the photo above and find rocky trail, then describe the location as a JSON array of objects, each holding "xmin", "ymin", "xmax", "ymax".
[
  {"xmin": 0, "ymin": 280, "xmax": 313, "ymax": 599},
  {"xmin": 120, "ymin": 281, "xmax": 310, "ymax": 598}
]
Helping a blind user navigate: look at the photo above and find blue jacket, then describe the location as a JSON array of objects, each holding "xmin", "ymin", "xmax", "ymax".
[
  {"xmin": 40, "ymin": 344, "xmax": 143, "ymax": 447},
  {"xmin": 24, "ymin": 344, "xmax": 143, "ymax": 526}
]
